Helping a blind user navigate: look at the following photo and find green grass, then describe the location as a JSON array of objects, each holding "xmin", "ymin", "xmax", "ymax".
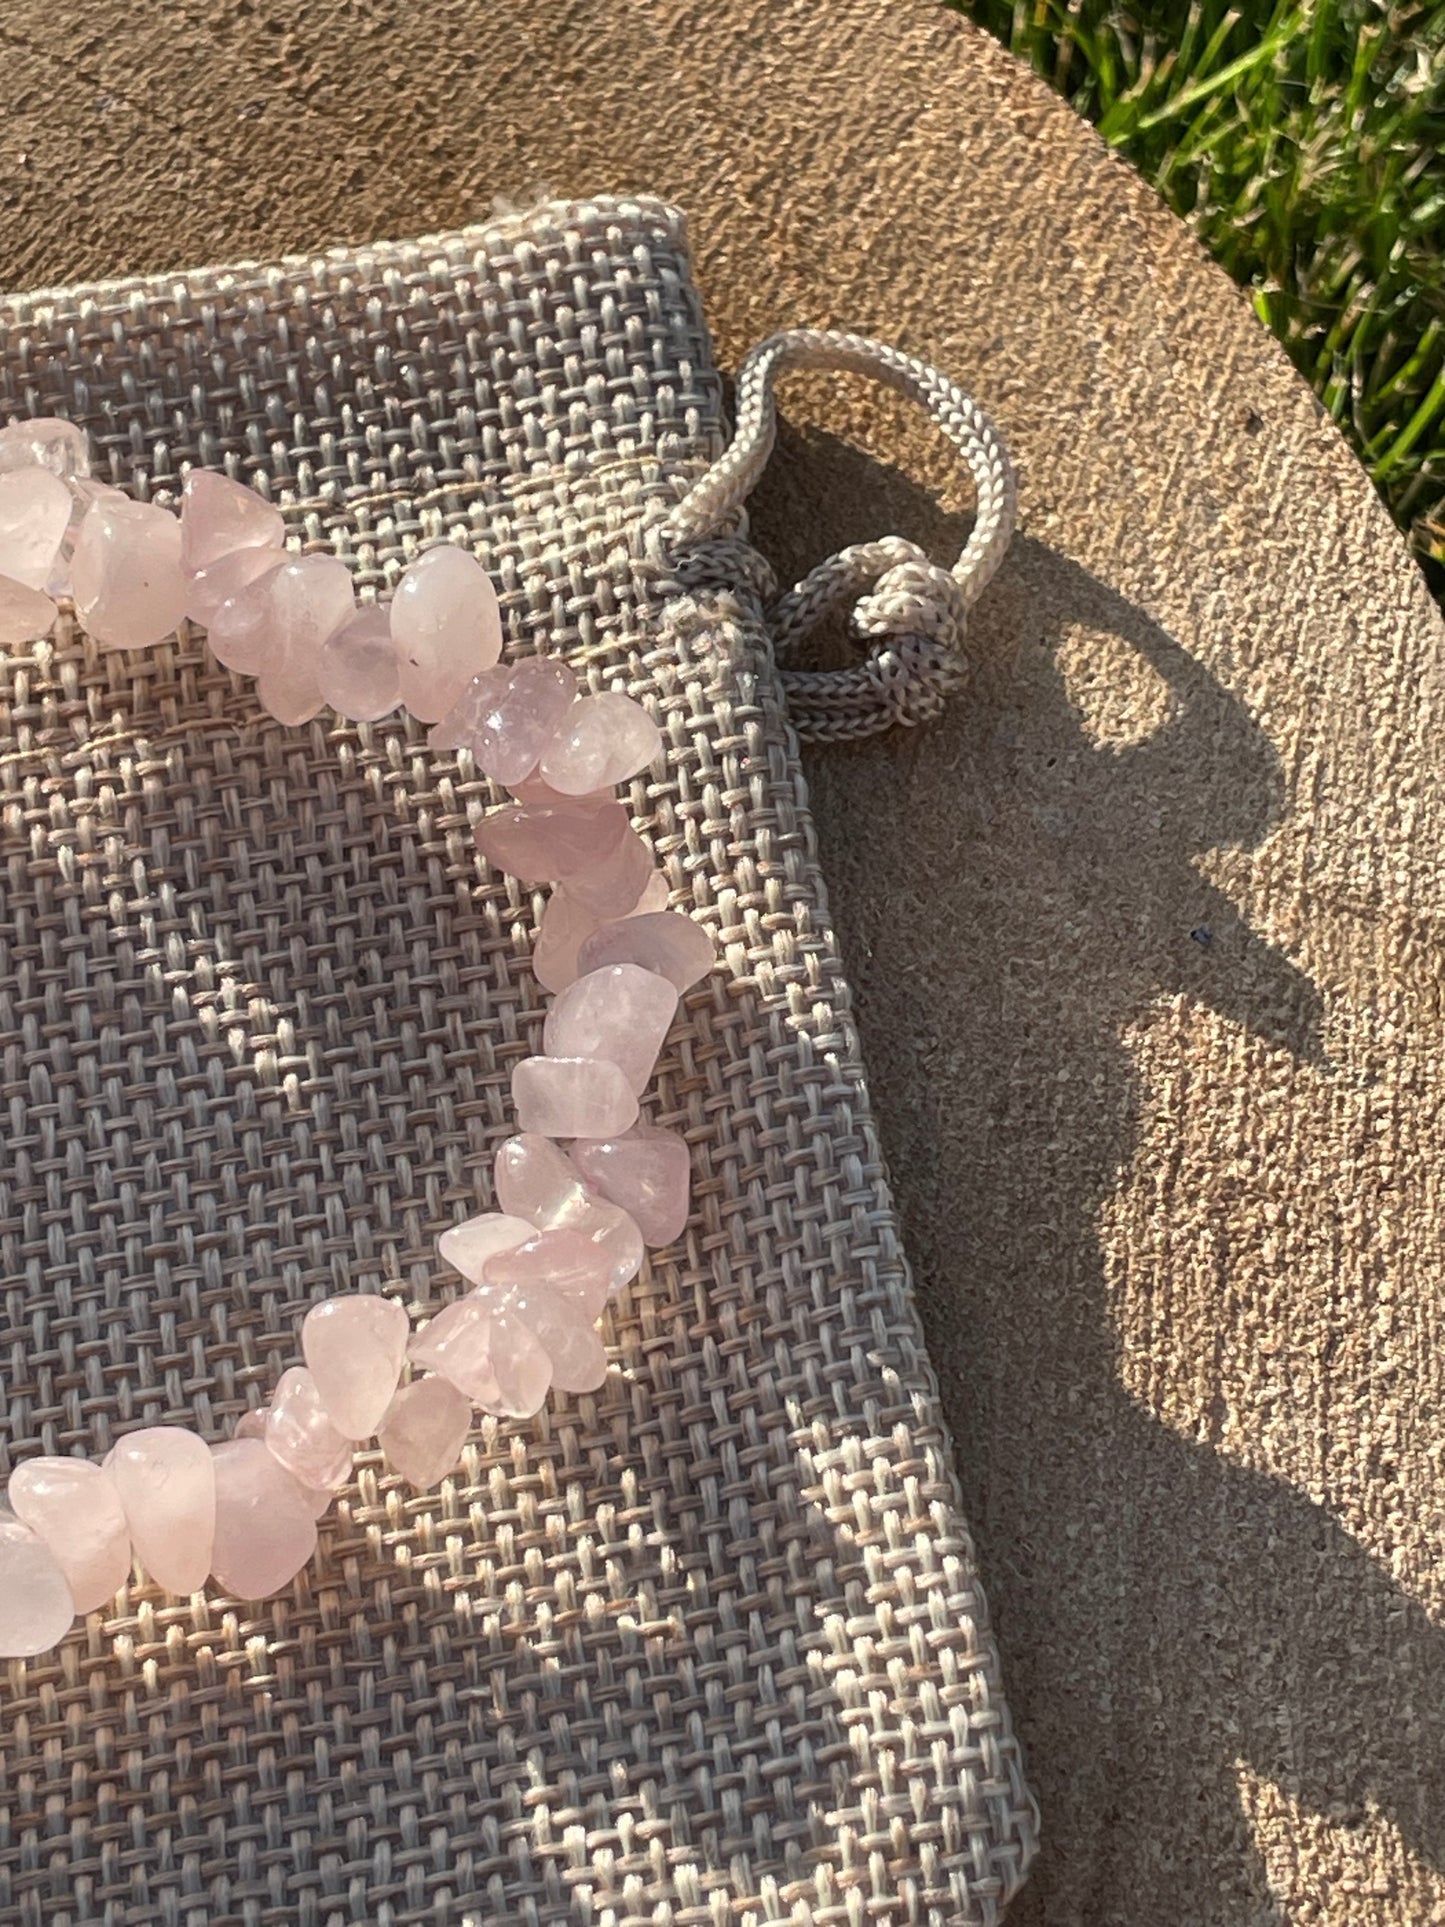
[{"xmin": 957, "ymin": 0, "xmax": 1445, "ymax": 582}]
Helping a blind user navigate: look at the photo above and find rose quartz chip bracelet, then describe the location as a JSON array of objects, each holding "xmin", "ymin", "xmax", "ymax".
[{"xmin": 0, "ymin": 421, "xmax": 709, "ymax": 1656}]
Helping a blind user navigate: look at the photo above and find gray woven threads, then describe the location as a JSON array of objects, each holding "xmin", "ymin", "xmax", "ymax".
[{"xmin": 0, "ymin": 195, "xmax": 1036, "ymax": 1927}]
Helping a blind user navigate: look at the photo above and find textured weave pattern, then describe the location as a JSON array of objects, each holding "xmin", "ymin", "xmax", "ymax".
[{"xmin": 0, "ymin": 196, "xmax": 1035, "ymax": 1927}]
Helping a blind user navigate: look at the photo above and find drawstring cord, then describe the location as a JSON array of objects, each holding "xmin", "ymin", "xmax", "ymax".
[{"xmin": 662, "ymin": 329, "xmax": 1016, "ymax": 741}]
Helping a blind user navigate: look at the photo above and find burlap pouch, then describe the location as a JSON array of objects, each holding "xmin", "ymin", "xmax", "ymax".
[{"xmin": 0, "ymin": 194, "xmax": 1036, "ymax": 1926}]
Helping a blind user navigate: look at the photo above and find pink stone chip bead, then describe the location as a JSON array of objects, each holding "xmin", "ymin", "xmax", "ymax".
[
  {"xmin": 9, "ymin": 1457, "xmax": 132, "ymax": 1614},
  {"xmin": 317, "ymin": 605, "xmax": 402, "ymax": 722},
  {"xmin": 255, "ymin": 554, "xmax": 356, "ymax": 725},
  {"xmin": 481, "ymin": 1222, "xmax": 613, "ymax": 1321},
  {"xmin": 302, "ymin": 1482, "xmax": 335, "ymax": 1521},
  {"xmin": 409, "ymin": 1297, "xmax": 553, "ymax": 1417},
  {"xmin": 544, "ymin": 963, "xmax": 679, "ymax": 1094},
  {"xmin": 0, "ymin": 1517, "xmax": 75, "ymax": 1658},
  {"xmin": 476, "ymin": 1230, "xmax": 613, "ymax": 1395},
  {"xmin": 52, "ymin": 477, "xmax": 122, "ymax": 583},
  {"xmin": 71, "ymin": 495, "xmax": 188, "ymax": 651},
  {"xmin": 186, "ymin": 546, "xmax": 283, "ymax": 644},
  {"xmin": 572, "ymin": 1126, "xmax": 692, "ymax": 1248},
  {"xmin": 629, "ymin": 872, "xmax": 674, "ymax": 918},
  {"xmin": 428, "ymin": 663, "xmax": 505, "ymax": 755},
  {"xmin": 302, "ymin": 1294, "xmax": 409, "ymax": 1439},
  {"xmin": 562, "ymin": 825, "xmax": 656, "ymax": 919},
  {"xmin": 180, "ymin": 470, "xmax": 284, "ymax": 577},
  {"xmin": 209, "ymin": 1439, "xmax": 319, "ymax": 1599},
  {"xmin": 475, "ymin": 796, "xmax": 628, "ymax": 885},
  {"xmin": 264, "ymin": 1366, "xmax": 353, "ymax": 1490},
  {"xmin": 407, "ymin": 1295, "xmax": 505, "ymax": 1405},
  {"xmin": 576, "ymin": 911, "xmax": 716, "ymax": 992},
  {"xmin": 430, "ymin": 655, "xmax": 577, "ymax": 782},
  {"xmin": 377, "ymin": 1375, "xmax": 472, "ymax": 1489},
  {"xmin": 390, "ymin": 544, "xmax": 502, "ymax": 722},
  {"xmin": 437, "ymin": 1210, "xmax": 535, "ymax": 1284},
  {"xmin": 0, "ymin": 574, "xmax": 57, "ymax": 646},
  {"xmin": 512, "ymin": 1056, "xmax": 638, "ymax": 1138},
  {"xmin": 479, "ymin": 1311, "xmax": 556, "ymax": 1417},
  {"xmin": 538, "ymin": 690, "xmax": 664, "ymax": 795},
  {"xmin": 492, "ymin": 1130, "xmax": 592, "ymax": 1223},
  {"xmin": 107, "ymin": 1426, "xmax": 217, "ymax": 1596},
  {"xmin": 0, "ymin": 468, "xmax": 72, "ymax": 590},
  {"xmin": 506, "ymin": 775, "xmax": 614, "ymax": 811},
  {"xmin": 234, "ymin": 1409, "xmax": 330, "ymax": 1517},
  {"xmin": 0, "ymin": 417, "xmax": 89, "ymax": 481},
  {"xmin": 530, "ymin": 1313, "xmax": 608, "ymax": 1394},
  {"xmin": 493, "ymin": 1134, "xmax": 643, "ymax": 1293},
  {"xmin": 532, "ymin": 887, "xmax": 607, "ymax": 997},
  {"xmin": 478, "ymin": 1264, "xmax": 607, "ymax": 1396},
  {"xmin": 258, "ymin": 647, "xmax": 330, "ymax": 726},
  {"xmin": 533, "ymin": 871, "xmax": 670, "ymax": 994}
]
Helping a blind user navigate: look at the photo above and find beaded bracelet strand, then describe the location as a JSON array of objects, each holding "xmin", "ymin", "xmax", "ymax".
[{"xmin": 0, "ymin": 419, "xmax": 709, "ymax": 1657}]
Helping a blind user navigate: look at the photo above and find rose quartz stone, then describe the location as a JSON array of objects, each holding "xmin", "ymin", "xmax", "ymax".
[
  {"xmin": 0, "ymin": 469, "xmax": 72, "ymax": 591},
  {"xmin": 538, "ymin": 691, "xmax": 664, "ymax": 795},
  {"xmin": 409, "ymin": 1297, "xmax": 553, "ymax": 1417},
  {"xmin": 254, "ymin": 554, "xmax": 355, "ymax": 724},
  {"xmin": 478, "ymin": 1311, "xmax": 554, "ymax": 1417},
  {"xmin": 194, "ymin": 552, "xmax": 285, "ymax": 672},
  {"xmin": 180, "ymin": 470, "xmax": 284, "ymax": 576},
  {"xmin": 576, "ymin": 911, "xmax": 716, "ymax": 992},
  {"xmin": 0, "ymin": 574, "xmax": 57, "ymax": 646},
  {"xmin": 407, "ymin": 1295, "xmax": 503, "ymax": 1405},
  {"xmin": 544, "ymin": 962, "xmax": 679, "ymax": 1093},
  {"xmin": 282, "ymin": 1476, "xmax": 332, "ymax": 1522},
  {"xmin": 107, "ymin": 1426, "xmax": 216, "ymax": 1595},
  {"xmin": 507, "ymin": 775, "xmax": 613, "ymax": 810},
  {"xmin": 572, "ymin": 1126, "xmax": 692, "ymax": 1247},
  {"xmin": 530, "ymin": 1311, "xmax": 608, "ymax": 1394},
  {"xmin": 264, "ymin": 1366, "xmax": 353, "ymax": 1490},
  {"xmin": 429, "ymin": 656, "xmax": 577, "ymax": 781},
  {"xmin": 301, "ymin": 1482, "xmax": 335, "ymax": 1521},
  {"xmin": 71, "ymin": 495, "xmax": 188, "ymax": 651},
  {"xmin": 562, "ymin": 826, "xmax": 655, "ymax": 919},
  {"xmin": 492, "ymin": 1135, "xmax": 644, "ymax": 1292},
  {"xmin": 512, "ymin": 1056, "xmax": 638, "ymax": 1138},
  {"xmin": 9, "ymin": 1457, "xmax": 131, "ymax": 1614},
  {"xmin": 493, "ymin": 1132, "xmax": 590, "ymax": 1225},
  {"xmin": 301, "ymin": 1294, "xmax": 409, "ymax": 1439},
  {"xmin": 390, "ymin": 545, "xmax": 503, "ymax": 722},
  {"xmin": 0, "ymin": 1516, "xmax": 74, "ymax": 1657},
  {"xmin": 317, "ymin": 605, "xmax": 401, "ymax": 722},
  {"xmin": 574, "ymin": 1206, "xmax": 645, "ymax": 1294},
  {"xmin": 474, "ymin": 796, "xmax": 628, "ymax": 885},
  {"xmin": 257, "ymin": 655, "xmax": 330, "ymax": 725},
  {"xmin": 48, "ymin": 477, "xmax": 124, "ymax": 593},
  {"xmin": 234, "ymin": 1407, "xmax": 330, "ymax": 1517},
  {"xmin": 475, "ymin": 1242, "xmax": 610, "ymax": 1398},
  {"xmin": 481, "ymin": 1223, "xmax": 614, "ymax": 1320},
  {"xmin": 428, "ymin": 663, "xmax": 504, "ymax": 755},
  {"xmin": 209, "ymin": 1439, "xmax": 319, "ymax": 1599},
  {"xmin": 631, "ymin": 870, "xmax": 671, "ymax": 915},
  {"xmin": 0, "ymin": 417, "xmax": 89, "ymax": 481},
  {"xmin": 533, "ymin": 888, "xmax": 603, "ymax": 996},
  {"xmin": 437, "ymin": 1210, "xmax": 535, "ymax": 1284},
  {"xmin": 533, "ymin": 871, "xmax": 669, "ymax": 994},
  {"xmin": 377, "ymin": 1375, "xmax": 472, "ymax": 1488}
]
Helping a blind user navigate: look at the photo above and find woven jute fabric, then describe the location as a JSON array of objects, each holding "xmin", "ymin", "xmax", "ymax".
[{"xmin": 0, "ymin": 196, "xmax": 1036, "ymax": 1925}]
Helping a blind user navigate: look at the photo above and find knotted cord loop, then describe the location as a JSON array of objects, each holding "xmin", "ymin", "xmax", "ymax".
[{"xmin": 662, "ymin": 329, "xmax": 1015, "ymax": 741}]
